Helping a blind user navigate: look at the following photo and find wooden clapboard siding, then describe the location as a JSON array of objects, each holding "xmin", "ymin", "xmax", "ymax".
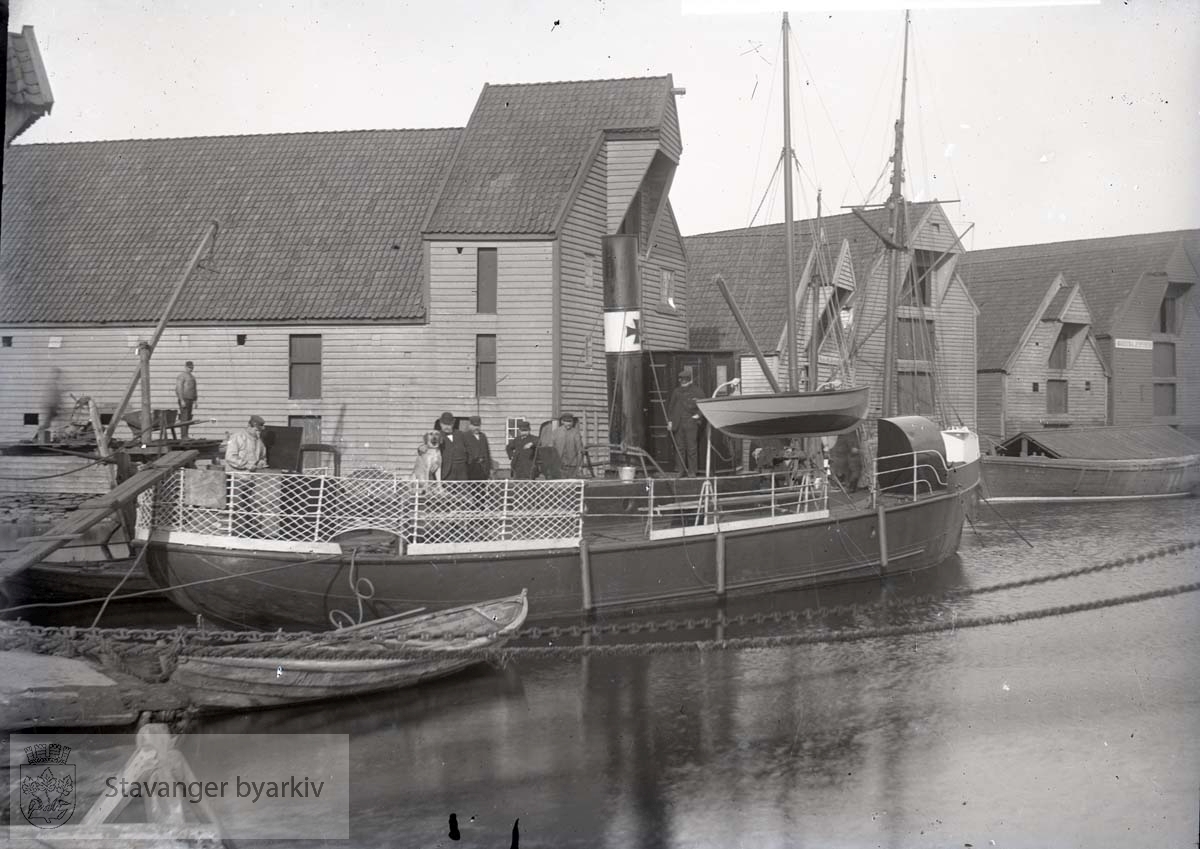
[
  {"xmin": 1004, "ymin": 319, "xmax": 1107, "ymax": 433},
  {"xmin": 739, "ymin": 354, "xmax": 781, "ymax": 396},
  {"xmin": 558, "ymin": 150, "xmax": 609, "ymax": 419},
  {"xmin": 1172, "ymin": 278, "xmax": 1199, "ymax": 435},
  {"xmin": 606, "ymin": 140, "xmax": 657, "ymax": 233},
  {"xmin": 426, "ymin": 241, "xmax": 555, "ymax": 468},
  {"xmin": 1107, "ymin": 272, "xmax": 1167, "ymax": 428},
  {"xmin": 0, "ymin": 455, "xmax": 111, "ymax": 494},
  {"xmin": 1110, "ymin": 347, "xmax": 1154, "ymax": 427},
  {"xmin": 1060, "ymin": 287, "xmax": 1091, "ymax": 324},
  {"xmin": 660, "ymin": 95, "xmax": 683, "ymax": 163},
  {"xmin": 934, "ymin": 275, "xmax": 978, "ymax": 429},
  {"xmin": 0, "ymin": 246, "xmax": 554, "ymax": 473},
  {"xmin": 977, "ymin": 372, "xmax": 1005, "ymax": 442},
  {"xmin": 848, "ymin": 252, "xmax": 889, "ymax": 419},
  {"xmin": 641, "ymin": 203, "xmax": 689, "ymax": 351},
  {"xmin": 910, "ymin": 205, "xmax": 959, "ymax": 254}
]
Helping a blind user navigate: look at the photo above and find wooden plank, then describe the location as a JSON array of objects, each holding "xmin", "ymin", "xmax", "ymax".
[{"xmin": 0, "ymin": 450, "xmax": 197, "ymax": 579}]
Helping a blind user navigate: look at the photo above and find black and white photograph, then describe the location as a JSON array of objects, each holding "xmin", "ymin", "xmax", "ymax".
[{"xmin": 1, "ymin": 0, "xmax": 1197, "ymax": 846}]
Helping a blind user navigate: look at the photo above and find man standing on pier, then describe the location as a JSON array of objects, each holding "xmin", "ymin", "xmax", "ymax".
[
  {"xmin": 463, "ymin": 415, "xmax": 494, "ymax": 480},
  {"xmin": 667, "ymin": 369, "xmax": 704, "ymax": 477},
  {"xmin": 175, "ymin": 361, "xmax": 198, "ymax": 439},
  {"xmin": 437, "ymin": 412, "xmax": 470, "ymax": 481}
]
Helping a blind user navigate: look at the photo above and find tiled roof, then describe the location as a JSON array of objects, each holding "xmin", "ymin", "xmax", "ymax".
[
  {"xmin": 6, "ymin": 27, "xmax": 53, "ymax": 110},
  {"xmin": 1001, "ymin": 425, "xmax": 1200, "ymax": 460},
  {"xmin": 684, "ymin": 204, "xmax": 935, "ymax": 352},
  {"xmin": 960, "ymin": 229, "xmax": 1200, "ymax": 370},
  {"xmin": 1, "ymin": 129, "xmax": 461, "ymax": 323},
  {"xmin": 424, "ymin": 76, "xmax": 674, "ymax": 235}
]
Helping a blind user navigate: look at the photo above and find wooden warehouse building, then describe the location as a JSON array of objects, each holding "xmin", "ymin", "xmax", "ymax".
[{"xmin": 0, "ymin": 75, "xmax": 699, "ymax": 474}]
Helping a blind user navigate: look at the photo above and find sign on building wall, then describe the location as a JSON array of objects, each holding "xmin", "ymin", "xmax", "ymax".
[{"xmin": 1114, "ymin": 338, "xmax": 1153, "ymax": 350}]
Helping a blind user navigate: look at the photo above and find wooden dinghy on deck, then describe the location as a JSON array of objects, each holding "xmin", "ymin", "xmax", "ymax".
[
  {"xmin": 696, "ymin": 385, "xmax": 870, "ymax": 439},
  {"xmin": 169, "ymin": 591, "xmax": 529, "ymax": 711}
]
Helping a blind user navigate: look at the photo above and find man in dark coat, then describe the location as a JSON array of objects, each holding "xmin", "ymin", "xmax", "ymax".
[
  {"xmin": 437, "ymin": 412, "xmax": 470, "ymax": 481},
  {"xmin": 506, "ymin": 419, "xmax": 538, "ymax": 479},
  {"xmin": 463, "ymin": 415, "xmax": 494, "ymax": 480},
  {"xmin": 667, "ymin": 369, "xmax": 705, "ymax": 476}
]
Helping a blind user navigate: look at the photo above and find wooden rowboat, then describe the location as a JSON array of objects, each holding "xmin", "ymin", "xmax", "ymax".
[{"xmin": 170, "ymin": 591, "xmax": 528, "ymax": 711}]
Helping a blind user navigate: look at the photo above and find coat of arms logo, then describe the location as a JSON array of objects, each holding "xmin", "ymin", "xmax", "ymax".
[{"xmin": 19, "ymin": 743, "xmax": 75, "ymax": 829}]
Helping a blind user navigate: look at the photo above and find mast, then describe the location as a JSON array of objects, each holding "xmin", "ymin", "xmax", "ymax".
[
  {"xmin": 810, "ymin": 189, "xmax": 823, "ymax": 389},
  {"xmin": 781, "ymin": 12, "xmax": 799, "ymax": 392},
  {"xmin": 880, "ymin": 10, "xmax": 911, "ymax": 418}
]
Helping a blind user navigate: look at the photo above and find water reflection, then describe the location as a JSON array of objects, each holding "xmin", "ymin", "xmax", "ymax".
[{"xmin": 167, "ymin": 499, "xmax": 1200, "ymax": 845}]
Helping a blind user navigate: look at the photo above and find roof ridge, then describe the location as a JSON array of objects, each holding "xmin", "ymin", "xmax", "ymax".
[
  {"xmin": 483, "ymin": 75, "xmax": 670, "ymax": 90},
  {"xmin": 967, "ymin": 227, "xmax": 1200, "ymax": 255},
  {"xmin": 683, "ymin": 209, "xmax": 876, "ymax": 240},
  {"xmin": 7, "ymin": 127, "xmax": 464, "ymax": 147}
]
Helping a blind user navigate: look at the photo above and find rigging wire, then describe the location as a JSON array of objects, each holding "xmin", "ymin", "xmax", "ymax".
[{"xmin": 744, "ymin": 35, "xmax": 783, "ymax": 230}]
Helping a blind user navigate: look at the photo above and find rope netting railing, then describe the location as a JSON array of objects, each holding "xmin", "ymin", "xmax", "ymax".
[{"xmin": 137, "ymin": 470, "xmax": 586, "ymax": 551}]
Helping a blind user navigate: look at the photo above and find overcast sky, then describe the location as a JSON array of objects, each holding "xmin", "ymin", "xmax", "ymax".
[{"xmin": 8, "ymin": 0, "xmax": 1199, "ymax": 250}]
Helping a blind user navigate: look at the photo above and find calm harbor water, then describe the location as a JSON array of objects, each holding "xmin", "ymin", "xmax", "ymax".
[
  {"xmin": 177, "ymin": 497, "xmax": 1199, "ymax": 848},
  {"xmin": 5, "ymin": 498, "xmax": 1197, "ymax": 847}
]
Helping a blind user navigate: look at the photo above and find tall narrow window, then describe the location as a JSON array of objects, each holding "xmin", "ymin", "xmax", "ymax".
[
  {"xmin": 1047, "ymin": 379, "xmax": 1068, "ymax": 414},
  {"xmin": 289, "ymin": 335, "xmax": 322, "ymax": 399},
  {"xmin": 1153, "ymin": 342, "xmax": 1175, "ymax": 377},
  {"xmin": 1154, "ymin": 384, "xmax": 1177, "ymax": 416},
  {"xmin": 659, "ymin": 269, "xmax": 676, "ymax": 310},
  {"xmin": 477, "ymin": 248, "xmax": 497, "ymax": 313},
  {"xmin": 1048, "ymin": 327, "xmax": 1069, "ymax": 369},
  {"xmin": 476, "ymin": 335, "xmax": 497, "ymax": 397},
  {"xmin": 897, "ymin": 371, "xmax": 936, "ymax": 416},
  {"xmin": 902, "ymin": 250, "xmax": 941, "ymax": 307},
  {"xmin": 1158, "ymin": 295, "xmax": 1177, "ymax": 334},
  {"xmin": 897, "ymin": 318, "xmax": 936, "ymax": 360},
  {"xmin": 584, "ymin": 253, "xmax": 596, "ymax": 288}
]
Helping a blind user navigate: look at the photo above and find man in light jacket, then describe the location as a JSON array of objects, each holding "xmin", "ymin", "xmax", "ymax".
[{"xmin": 226, "ymin": 415, "xmax": 268, "ymax": 472}]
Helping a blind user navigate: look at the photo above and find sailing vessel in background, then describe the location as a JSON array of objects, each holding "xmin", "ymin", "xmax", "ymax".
[{"xmin": 696, "ymin": 13, "xmax": 870, "ymax": 440}]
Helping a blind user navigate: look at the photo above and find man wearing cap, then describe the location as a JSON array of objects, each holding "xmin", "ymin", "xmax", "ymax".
[
  {"xmin": 175, "ymin": 360, "xmax": 198, "ymax": 439},
  {"xmin": 549, "ymin": 413, "xmax": 585, "ymax": 478},
  {"xmin": 225, "ymin": 415, "xmax": 268, "ymax": 536},
  {"xmin": 463, "ymin": 415, "xmax": 494, "ymax": 481},
  {"xmin": 226, "ymin": 415, "xmax": 268, "ymax": 472},
  {"xmin": 506, "ymin": 419, "xmax": 539, "ymax": 479},
  {"xmin": 437, "ymin": 412, "xmax": 470, "ymax": 481},
  {"xmin": 667, "ymin": 369, "xmax": 705, "ymax": 477}
]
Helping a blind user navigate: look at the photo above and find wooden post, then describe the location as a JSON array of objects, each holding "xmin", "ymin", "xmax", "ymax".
[
  {"xmin": 715, "ymin": 531, "xmax": 726, "ymax": 597},
  {"xmin": 137, "ymin": 342, "xmax": 153, "ymax": 445},
  {"xmin": 579, "ymin": 539, "xmax": 594, "ymax": 613},
  {"xmin": 88, "ymin": 398, "xmax": 116, "ymax": 489},
  {"xmin": 876, "ymin": 501, "xmax": 890, "ymax": 570}
]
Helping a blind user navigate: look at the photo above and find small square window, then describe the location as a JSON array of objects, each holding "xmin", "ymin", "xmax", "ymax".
[
  {"xmin": 1032, "ymin": 382, "xmax": 1039, "ymax": 393},
  {"xmin": 236, "ymin": 334, "xmax": 247, "ymax": 346},
  {"xmin": 2, "ymin": 336, "xmax": 12, "ymax": 347},
  {"xmin": 1085, "ymin": 381, "xmax": 1092, "ymax": 391},
  {"xmin": 24, "ymin": 413, "xmax": 39, "ymax": 425}
]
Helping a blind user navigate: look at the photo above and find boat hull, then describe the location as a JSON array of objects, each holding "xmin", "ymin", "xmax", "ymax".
[
  {"xmin": 981, "ymin": 454, "xmax": 1200, "ymax": 502},
  {"xmin": 170, "ymin": 594, "xmax": 528, "ymax": 710},
  {"xmin": 696, "ymin": 387, "xmax": 870, "ymax": 438},
  {"xmin": 143, "ymin": 481, "xmax": 974, "ymax": 629}
]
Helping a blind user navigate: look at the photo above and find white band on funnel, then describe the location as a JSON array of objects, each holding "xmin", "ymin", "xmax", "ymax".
[{"xmin": 604, "ymin": 310, "xmax": 643, "ymax": 353}]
